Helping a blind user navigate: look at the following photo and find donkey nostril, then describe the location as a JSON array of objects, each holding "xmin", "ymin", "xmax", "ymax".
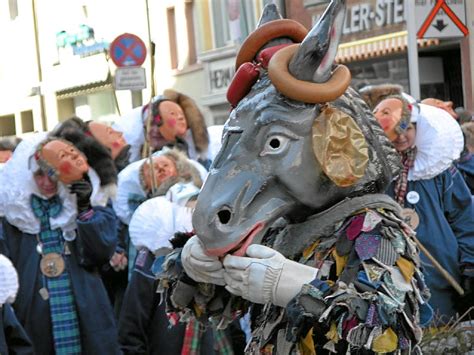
[{"xmin": 217, "ymin": 209, "xmax": 232, "ymax": 225}]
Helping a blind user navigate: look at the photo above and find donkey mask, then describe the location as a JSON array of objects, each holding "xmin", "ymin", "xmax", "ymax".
[{"xmin": 193, "ymin": 0, "xmax": 400, "ymax": 257}]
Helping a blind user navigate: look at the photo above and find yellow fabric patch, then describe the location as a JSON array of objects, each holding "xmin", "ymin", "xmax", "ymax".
[
  {"xmin": 325, "ymin": 322, "xmax": 340, "ymax": 343},
  {"xmin": 312, "ymin": 105, "xmax": 369, "ymax": 187},
  {"xmin": 332, "ymin": 249, "xmax": 348, "ymax": 276},
  {"xmin": 299, "ymin": 327, "xmax": 316, "ymax": 355},
  {"xmin": 396, "ymin": 256, "xmax": 415, "ymax": 282},
  {"xmin": 372, "ymin": 327, "xmax": 398, "ymax": 353}
]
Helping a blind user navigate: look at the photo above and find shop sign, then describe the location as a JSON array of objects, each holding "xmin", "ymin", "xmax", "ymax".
[{"xmin": 311, "ymin": 0, "xmax": 405, "ymax": 34}]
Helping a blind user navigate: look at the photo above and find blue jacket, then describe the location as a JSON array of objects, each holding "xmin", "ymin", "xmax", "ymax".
[
  {"xmin": 1, "ymin": 206, "xmax": 120, "ymax": 355},
  {"xmin": 388, "ymin": 166, "xmax": 474, "ymax": 319},
  {"xmin": 0, "ymin": 304, "xmax": 33, "ymax": 355}
]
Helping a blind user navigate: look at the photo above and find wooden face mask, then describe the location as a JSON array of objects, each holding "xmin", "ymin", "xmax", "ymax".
[
  {"xmin": 88, "ymin": 121, "xmax": 127, "ymax": 159},
  {"xmin": 40, "ymin": 140, "xmax": 89, "ymax": 184},
  {"xmin": 158, "ymin": 101, "xmax": 188, "ymax": 141},
  {"xmin": 141, "ymin": 155, "xmax": 178, "ymax": 192}
]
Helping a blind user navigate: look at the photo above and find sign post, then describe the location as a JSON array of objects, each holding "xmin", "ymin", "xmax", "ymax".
[
  {"xmin": 406, "ymin": 0, "xmax": 421, "ymax": 100},
  {"xmin": 109, "ymin": 33, "xmax": 147, "ymax": 91}
]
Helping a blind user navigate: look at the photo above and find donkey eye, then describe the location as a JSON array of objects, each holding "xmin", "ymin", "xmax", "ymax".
[{"xmin": 261, "ymin": 135, "xmax": 289, "ymax": 156}]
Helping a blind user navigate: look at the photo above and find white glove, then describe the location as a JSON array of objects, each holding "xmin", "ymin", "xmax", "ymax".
[
  {"xmin": 181, "ymin": 236, "xmax": 225, "ymax": 285},
  {"xmin": 223, "ymin": 245, "xmax": 318, "ymax": 307}
]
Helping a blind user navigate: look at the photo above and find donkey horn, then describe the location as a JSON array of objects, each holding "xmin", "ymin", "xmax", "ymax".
[{"xmin": 288, "ymin": 0, "xmax": 346, "ymax": 83}]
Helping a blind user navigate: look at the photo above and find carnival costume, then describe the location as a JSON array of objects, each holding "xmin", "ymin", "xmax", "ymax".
[
  {"xmin": 155, "ymin": 2, "xmax": 432, "ymax": 354},
  {"xmin": 0, "ymin": 133, "xmax": 120, "ymax": 354}
]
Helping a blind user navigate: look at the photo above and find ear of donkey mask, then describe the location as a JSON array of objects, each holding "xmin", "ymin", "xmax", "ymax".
[
  {"xmin": 39, "ymin": 139, "xmax": 89, "ymax": 184},
  {"xmin": 88, "ymin": 121, "xmax": 127, "ymax": 160},
  {"xmin": 312, "ymin": 105, "xmax": 369, "ymax": 187}
]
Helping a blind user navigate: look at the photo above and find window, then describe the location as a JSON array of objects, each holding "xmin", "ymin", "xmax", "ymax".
[
  {"xmin": 167, "ymin": 7, "xmax": 178, "ymax": 69},
  {"xmin": 9, "ymin": 0, "xmax": 18, "ymax": 20},
  {"xmin": 185, "ymin": 1, "xmax": 197, "ymax": 65},
  {"xmin": 211, "ymin": 0, "xmax": 258, "ymax": 48}
]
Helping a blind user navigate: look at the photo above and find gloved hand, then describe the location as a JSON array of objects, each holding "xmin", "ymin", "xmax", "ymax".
[
  {"xmin": 181, "ymin": 236, "xmax": 225, "ymax": 285},
  {"xmin": 223, "ymin": 245, "xmax": 318, "ymax": 307},
  {"xmin": 69, "ymin": 177, "xmax": 92, "ymax": 213}
]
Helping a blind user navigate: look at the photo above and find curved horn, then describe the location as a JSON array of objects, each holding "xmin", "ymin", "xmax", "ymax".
[{"xmin": 288, "ymin": 0, "xmax": 346, "ymax": 83}]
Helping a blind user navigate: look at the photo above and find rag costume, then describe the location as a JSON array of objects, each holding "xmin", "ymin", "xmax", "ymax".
[
  {"xmin": 387, "ymin": 103, "xmax": 474, "ymax": 321},
  {"xmin": 156, "ymin": 2, "xmax": 431, "ymax": 354},
  {"xmin": 0, "ymin": 133, "xmax": 120, "ymax": 354}
]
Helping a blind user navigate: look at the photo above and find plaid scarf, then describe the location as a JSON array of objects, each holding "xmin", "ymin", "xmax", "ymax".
[
  {"xmin": 31, "ymin": 195, "xmax": 82, "ymax": 355},
  {"xmin": 180, "ymin": 318, "xmax": 234, "ymax": 355},
  {"xmin": 394, "ymin": 147, "xmax": 416, "ymax": 206}
]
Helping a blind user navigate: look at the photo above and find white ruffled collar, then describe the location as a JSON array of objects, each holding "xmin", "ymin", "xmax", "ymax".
[
  {"xmin": 0, "ymin": 254, "xmax": 19, "ymax": 305},
  {"xmin": 408, "ymin": 104, "xmax": 464, "ymax": 181},
  {"xmin": 128, "ymin": 196, "xmax": 193, "ymax": 253},
  {"xmin": 0, "ymin": 133, "xmax": 116, "ymax": 235}
]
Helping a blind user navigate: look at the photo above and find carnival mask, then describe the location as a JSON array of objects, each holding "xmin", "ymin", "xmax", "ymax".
[
  {"xmin": 158, "ymin": 101, "xmax": 188, "ymax": 140},
  {"xmin": 373, "ymin": 98, "xmax": 404, "ymax": 142},
  {"xmin": 141, "ymin": 155, "xmax": 178, "ymax": 192},
  {"xmin": 88, "ymin": 121, "xmax": 127, "ymax": 160},
  {"xmin": 0, "ymin": 150, "xmax": 12, "ymax": 163},
  {"xmin": 39, "ymin": 139, "xmax": 89, "ymax": 184}
]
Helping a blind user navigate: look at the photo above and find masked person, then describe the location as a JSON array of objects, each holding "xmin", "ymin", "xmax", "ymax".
[
  {"xmin": 52, "ymin": 116, "xmax": 131, "ymax": 318},
  {"xmin": 373, "ymin": 96, "xmax": 474, "ymax": 322},
  {"xmin": 0, "ymin": 138, "xmax": 21, "ymax": 170},
  {"xmin": 154, "ymin": 3, "xmax": 435, "ymax": 353},
  {"xmin": 0, "ymin": 134, "xmax": 120, "ymax": 354},
  {"xmin": 113, "ymin": 90, "xmax": 213, "ymax": 165},
  {"xmin": 113, "ymin": 149, "xmax": 206, "ymax": 278},
  {"xmin": 0, "ymin": 254, "xmax": 33, "ymax": 354}
]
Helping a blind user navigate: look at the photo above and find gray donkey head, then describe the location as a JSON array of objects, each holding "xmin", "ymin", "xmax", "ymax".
[{"xmin": 193, "ymin": 0, "xmax": 400, "ymax": 257}]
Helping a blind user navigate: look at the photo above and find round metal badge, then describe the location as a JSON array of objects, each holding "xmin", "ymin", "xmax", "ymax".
[
  {"xmin": 406, "ymin": 191, "xmax": 420, "ymax": 205},
  {"xmin": 40, "ymin": 253, "xmax": 65, "ymax": 278},
  {"xmin": 400, "ymin": 208, "xmax": 420, "ymax": 230}
]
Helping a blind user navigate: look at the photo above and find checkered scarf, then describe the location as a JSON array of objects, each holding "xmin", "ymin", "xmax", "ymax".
[
  {"xmin": 180, "ymin": 318, "xmax": 234, "ymax": 355},
  {"xmin": 394, "ymin": 147, "xmax": 416, "ymax": 206},
  {"xmin": 31, "ymin": 195, "xmax": 82, "ymax": 354}
]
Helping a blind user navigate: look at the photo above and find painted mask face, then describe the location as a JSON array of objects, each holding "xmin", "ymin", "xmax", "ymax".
[
  {"xmin": 0, "ymin": 150, "xmax": 12, "ymax": 163},
  {"xmin": 41, "ymin": 140, "xmax": 89, "ymax": 184},
  {"xmin": 88, "ymin": 121, "xmax": 127, "ymax": 159},
  {"xmin": 33, "ymin": 170, "xmax": 58, "ymax": 198},
  {"xmin": 392, "ymin": 123, "xmax": 416, "ymax": 153},
  {"xmin": 141, "ymin": 155, "xmax": 178, "ymax": 191},
  {"xmin": 159, "ymin": 101, "xmax": 187, "ymax": 140},
  {"xmin": 373, "ymin": 98, "xmax": 404, "ymax": 141},
  {"xmin": 421, "ymin": 98, "xmax": 458, "ymax": 119}
]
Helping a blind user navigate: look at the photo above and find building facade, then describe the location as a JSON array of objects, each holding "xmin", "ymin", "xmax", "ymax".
[
  {"xmin": 1, "ymin": 0, "xmax": 471, "ymax": 138},
  {"xmin": 286, "ymin": 0, "xmax": 473, "ymax": 110}
]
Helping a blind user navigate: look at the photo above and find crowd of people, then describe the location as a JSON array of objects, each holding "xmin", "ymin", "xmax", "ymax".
[{"xmin": 0, "ymin": 3, "xmax": 474, "ymax": 354}]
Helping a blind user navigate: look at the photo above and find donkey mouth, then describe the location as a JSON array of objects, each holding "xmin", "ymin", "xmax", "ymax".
[{"xmin": 205, "ymin": 222, "xmax": 265, "ymax": 257}]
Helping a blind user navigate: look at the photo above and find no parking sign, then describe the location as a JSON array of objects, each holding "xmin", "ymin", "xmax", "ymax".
[
  {"xmin": 110, "ymin": 33, "xmax": 147, "ymax": 90},
  {"xmin": 109, "ymin": 33, "xmax": 147, "ymax": 67}
]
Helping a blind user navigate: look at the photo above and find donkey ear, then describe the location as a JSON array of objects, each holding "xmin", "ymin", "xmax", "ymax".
[
  {"xmin": 257, "ymin": 3, "xmax": 282, "ymax": 27},
  {"xmin": 288, "ymin": 0, "xmax": 346, "ymax": 83},
  {"xmin": 312, "ymin": 105, "xmax": 369, "ymax": 187}
]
